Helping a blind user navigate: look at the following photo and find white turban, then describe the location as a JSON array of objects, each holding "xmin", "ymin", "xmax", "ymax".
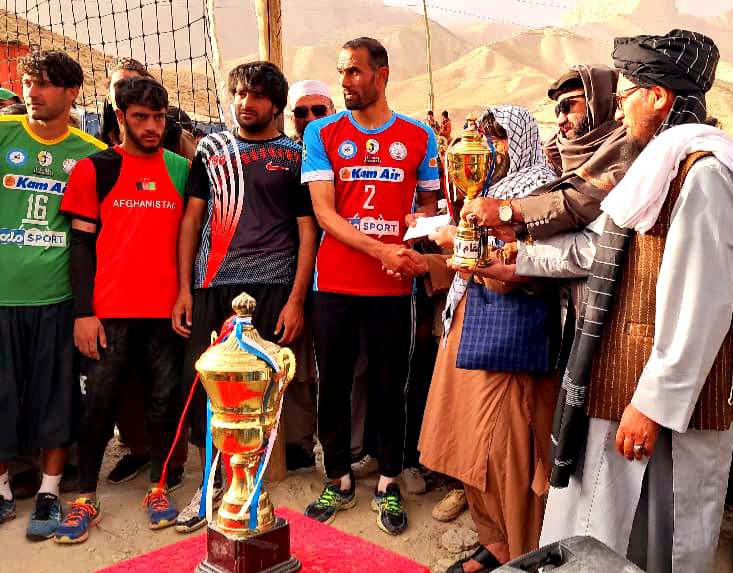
[{"xmin": 288, "ymin": 80, "xmax": 332, "ymax": 111}]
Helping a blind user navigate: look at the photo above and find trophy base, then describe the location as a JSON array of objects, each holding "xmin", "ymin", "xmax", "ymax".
[{"xmin": 196, "ymin": 518, "xmax": 301, "ymax": 573}]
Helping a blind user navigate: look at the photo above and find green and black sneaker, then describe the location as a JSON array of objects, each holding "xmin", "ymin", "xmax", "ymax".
[
  {"xmin": 304, "ymin": 479, "xmax": 356, "ymax": 525},
  {"xmin": 371, "ymin": 483, "xmax": 407, "ymax": 535}
]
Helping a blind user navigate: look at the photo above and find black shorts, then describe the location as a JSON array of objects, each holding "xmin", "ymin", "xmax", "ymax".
[
  {"xmin": 0, "ymin": 301, "xmax": 78, "ymax": 461},
  {"xmin": 183, "ymin": 283, "xmax": 292, "ymax": 447}
]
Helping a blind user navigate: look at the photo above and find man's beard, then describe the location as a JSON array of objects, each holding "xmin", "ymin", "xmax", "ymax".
[
  {"xmin": 238, "ymin": 112, "xmax": 272, "ymax": 133},
  {"xmin": 564, "ymin": 114, "xmax": 591, "ymax": 140},
  {"xmin": 344, "ymin": 83, "xmax": 378, "ymax": 111},
  {"xmin": 125, "ymin": 126, "xmax": 162, "ymax": 153},
  {"xmin": 28, "ymin": 102, "xmax": 65, "ymax": 122}
]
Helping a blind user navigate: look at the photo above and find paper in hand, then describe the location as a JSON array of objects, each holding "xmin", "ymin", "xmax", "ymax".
[{"xmin": 403, "ymin": 214, "xmax": 452, "ymax": 241}]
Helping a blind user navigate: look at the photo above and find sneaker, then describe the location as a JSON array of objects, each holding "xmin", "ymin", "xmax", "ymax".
[
  {"xmin": 26, "ymin": 493, "xmax": 62, "ymax": 541},
  {"xmin": 286, "ymin": 444, "xmax": 316, "ymax": 472},
  {"xmin": 432, "ymin": 488, "xmax": 467, "ymax": 522},
  {"xmin": 143, "ymin": 487, "xmax": 178, "ymax": 530},
  {"xmin": 371, "ymin": 483, "xmax": 407, "ymax": 535},
  {"xmin": 0, "ymin": 495, "xmax": 16, "ymax": 524},
  {"xmin": 107, "ymin": 454, "xmax": 151, "ymax": 484},
  {"xmin": 304, "ymin": 480, "xmax": 356, "ymax": 525},
  {"xmin": 175, "ymin": 485, "xmax": 223, "ymax": 533},
  {"xmin": 401, "ymin": 467, "xmax": 427, "ymax": 494},
  {"xmin": 351, "ymin": 454, "xmax": 378, "ymax": 478},
  {"xmin": 166, "ymin": 468, "xmax": 185, "ymax": 493},
  {"xmin": 54, "ymin": 498, "xmax": 101, "ymax": 544}
]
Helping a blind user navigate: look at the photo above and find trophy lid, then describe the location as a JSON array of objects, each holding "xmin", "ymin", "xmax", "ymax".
[
  {"xmin": 194, "ymin": 292, "xmax": 283, "ymax": 376},
  {"xmin": 447, "ymin": 114, "xmax": 494, "ymax": 160}
]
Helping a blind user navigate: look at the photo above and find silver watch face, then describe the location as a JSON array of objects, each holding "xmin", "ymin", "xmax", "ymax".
[{"xmin": 499, "ymin": 204, "xmax": 513, "ymax": 222}]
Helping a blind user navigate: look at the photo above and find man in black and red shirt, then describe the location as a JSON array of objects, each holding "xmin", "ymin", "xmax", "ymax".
[
  {"xmin": 172, "ymin": 61, "xmax": 317, "ymax": 533},
  {"xmin": 56, "ymin": 77, "xmax": 189, "ymax": 543}
]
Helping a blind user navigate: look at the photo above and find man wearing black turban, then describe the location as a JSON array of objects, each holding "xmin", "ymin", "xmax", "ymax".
[{"xmin": 539, "ymin": 30, "xmax": 733, "ymax": 573}]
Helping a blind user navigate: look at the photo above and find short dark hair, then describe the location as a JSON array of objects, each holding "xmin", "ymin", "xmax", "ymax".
[
  {"xmin": 108, "ymin": 58, "xmax": 152, "ymax": 84},
  {"xmin": 427, "ymin": 110, "xmax": 434, "ymax": 115},
  {"xmin": 115, "ymin": 76, "xmax": 168, "ymax": 113},
  {"xmin": 227, "ymin": 61, "xmax": 288, "ymax": 115},
  {"xmin": 17, "ymin": 50, "xmax": 83, "ymax": 88},
  {"xmin": 442, "ymin": 110, "xmax": 449, "ymax": 118},
  {"xmin": 342, "ymin": 37, "xmax": 388, "ymax": 69}
]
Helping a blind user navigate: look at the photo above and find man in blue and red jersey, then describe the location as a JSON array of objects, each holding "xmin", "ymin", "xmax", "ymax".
[
  {"xmin": 301, "ymin": 36, "xmax": 439, "ymax": 535},
  {"xmin": 172, "ymin": 61, "xmax": 317, "ymax": 534},
  {"xmin": 55, "ymin": 77, "xmax": 188, "ymax": 543}
]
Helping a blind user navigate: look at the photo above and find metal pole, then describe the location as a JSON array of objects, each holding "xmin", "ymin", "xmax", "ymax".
[{"xmin": 422, "ymin": 0, "xmax": 435, "ymax": 114}]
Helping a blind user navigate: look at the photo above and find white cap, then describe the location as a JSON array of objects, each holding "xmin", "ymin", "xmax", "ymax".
[{"xmin": 288, "ymin": 80, "xmax": 332, "ymax": 111}]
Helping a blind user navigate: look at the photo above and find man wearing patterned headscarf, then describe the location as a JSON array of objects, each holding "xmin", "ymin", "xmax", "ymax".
[
  {"xmin": 418, "ymin": 106, "xmax": 560, "ymax": 571},
  {"xmin": 540, "ymin": 30, "xmax": 733, "ymax": 573}
]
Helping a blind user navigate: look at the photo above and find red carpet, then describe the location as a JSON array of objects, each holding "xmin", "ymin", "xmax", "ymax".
[{"xmin": 96, "ymin": 507, "xmax": 430, "ymax": 573}]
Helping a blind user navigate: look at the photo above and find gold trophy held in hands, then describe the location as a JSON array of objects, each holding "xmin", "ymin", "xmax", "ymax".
[
  {"xmin": 195, "ymin": 292, "xmax": 300, "ymax": 573},
  {"xmin": 446, "ymin": 115, "xmax": 497, "ymax": 268}
]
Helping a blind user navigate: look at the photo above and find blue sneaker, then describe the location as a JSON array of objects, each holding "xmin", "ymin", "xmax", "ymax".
[
  {"xmin": 27, "ymin": 493, "xmax": 62, "ymax": 540},
  {"xmin": 54, "ymin": 498, "xmax": 101, "ymax": 544},
  {"xmin": 0, "ymin": 495, "xmax": 16, "ymax": 524},
  {"xmin": 144, "ymin": 487, "xmax": 178, "ymax": 529}
]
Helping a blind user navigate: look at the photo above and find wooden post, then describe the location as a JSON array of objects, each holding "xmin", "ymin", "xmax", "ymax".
[
  {"xmin": 254, "ymin": 0, "xmax": 287, "ymax": 482},
  {"xmin": 422, "ymin": 0, "xmax": 435, "ymax": 114},
  {"xmin": 205, "ymin": 0, "xmax": 232, "ymax": 128},
  {"xmin": 254, "ymin": 0, "xmax": 285, "ymax": 134}
]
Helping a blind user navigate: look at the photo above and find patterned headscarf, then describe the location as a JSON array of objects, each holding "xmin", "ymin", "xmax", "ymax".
[
  {"xmin": 478, "ymin": 105, "xmax": 558, "ymax": 199},
  {"xmin": 444, "ymin": 106, "xmax": 556, "ymax": 336}
]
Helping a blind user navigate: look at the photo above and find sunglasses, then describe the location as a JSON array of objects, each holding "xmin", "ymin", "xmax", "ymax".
[
  {"xmin": 554, "ymin": 96, "xmax": 584, "ymax": 117},
  {"xmin": 613, "ymin": 85, "xmax": 644, "ymax": 108},
  {"xmin": 293, "ymin": 105, "xmax": 328, "ymax": 119}
]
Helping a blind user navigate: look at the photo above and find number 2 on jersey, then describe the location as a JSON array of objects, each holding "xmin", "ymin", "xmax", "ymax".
[{"xmin": 363, "ymin": 184, "xmax": 376, "ymax": 210}]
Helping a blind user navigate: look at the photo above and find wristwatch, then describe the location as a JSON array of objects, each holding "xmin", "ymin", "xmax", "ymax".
[{"xmin": 498, "ymin": 200, "xmax": 513, "ymax": 223}]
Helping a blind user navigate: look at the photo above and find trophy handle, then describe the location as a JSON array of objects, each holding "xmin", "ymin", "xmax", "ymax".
[{"xmin": 274, "ymin": 347, "xmax": 296, "ymax": 405}]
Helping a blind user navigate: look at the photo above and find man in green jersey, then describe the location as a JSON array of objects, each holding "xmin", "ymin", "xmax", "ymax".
[{"xmin": 0, "ymin": 51, "xmax": 105, "ymax": 541}]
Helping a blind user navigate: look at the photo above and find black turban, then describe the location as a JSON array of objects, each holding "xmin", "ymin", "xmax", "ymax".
[{"xmin": 612, "ymin": 29, "xmax": 720, "ymax": 132}]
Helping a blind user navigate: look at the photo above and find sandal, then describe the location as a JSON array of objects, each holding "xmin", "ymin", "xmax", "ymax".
[{"xmin": 446, "ymin": 546, "xmax": 501, "ymax": 573}]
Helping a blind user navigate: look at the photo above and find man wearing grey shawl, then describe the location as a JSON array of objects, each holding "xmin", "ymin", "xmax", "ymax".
[{"xmin": 539, "ymin": 30, "xmax": 733, "ymax": 573}]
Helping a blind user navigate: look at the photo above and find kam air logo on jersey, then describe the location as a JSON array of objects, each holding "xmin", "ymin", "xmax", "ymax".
[
  {"xmin": 3, "ymin": 174, "xmax": 66, "ymax": 194},
  {"xmin": 0, "ymin": 227, "xmax": 66, "ymax": 248},
  {"xmin": 6, "ymin": 148, "xmax": 27, "ymax": 166},
  {"xmin": 339, "ymin": 166, "xmax": 404, "ymax": 182}
]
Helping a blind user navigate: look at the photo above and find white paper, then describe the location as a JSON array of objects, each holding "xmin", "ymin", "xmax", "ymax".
[{"xmin": 403, "ymin": 214, "xmax": 452, "ymax": 241}]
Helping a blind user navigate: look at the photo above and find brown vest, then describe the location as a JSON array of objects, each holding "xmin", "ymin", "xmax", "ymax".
[{"xmin": 585, "ymin": 152, "xmax": 733, "ymax": 431}]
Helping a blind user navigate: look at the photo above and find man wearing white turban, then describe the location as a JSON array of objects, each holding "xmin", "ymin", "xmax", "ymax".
[{"xmin": 288, "ymin": 79, "xmax": 335, "ymax": 144}]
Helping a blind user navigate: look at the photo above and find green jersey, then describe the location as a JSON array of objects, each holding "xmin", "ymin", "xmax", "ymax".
[{"xmin": 0, "ymin": 115, "xmax": 106, "ymax": 306}]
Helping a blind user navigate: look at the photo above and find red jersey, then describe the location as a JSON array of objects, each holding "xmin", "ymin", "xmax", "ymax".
[
  {"xmin": 302, "ymin": 111, "xmax": 440, "ymax": 296},
  {"xmin": 60, "ymin": 146, "xmax": 189, "ymax": 318}
]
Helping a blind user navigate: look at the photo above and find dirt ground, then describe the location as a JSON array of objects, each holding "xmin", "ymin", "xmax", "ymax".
[{"xmin": 4, "ymin": 441, "xmax": 733, "ymax": 573}]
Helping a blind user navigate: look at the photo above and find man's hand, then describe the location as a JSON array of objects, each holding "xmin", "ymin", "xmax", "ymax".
[
  {"xmin": 446, "ymin": 258, "xmax": 522, "ymax": 283},
  {"xmin": 378, "ymin": 244, "xmax": 423, "ymax": 279},
  {"xmin": 275, "ymin": 300, "xmax": 304, "ymax": 345},
  {"xmin": 461, "ymin": 197, "xmax": 502, "ymax": 227},
  {"xmin": 405, "ymin": 212, "xmax": 427, "ymax": 228},
  {"xmin": 615, "ymin": 404, "xmax": 661, "ymax": 461},
  {"xmin": 428, "ymin": 224, "xmax": 457, "ymax": 249},
  {"xmin": 492, "ymin": 225, "xmax": 516, "ymax": 244},
  {"xmin": 74, "ymin": 316, "xmax": 107, "ymax": 360},
  {"xmin": 384, "ymin": 248, "xmax": 428, "ymax": 280},
  {"xmin": 172, "ymin": 290, "xmax": 193, "ymax": 338}
]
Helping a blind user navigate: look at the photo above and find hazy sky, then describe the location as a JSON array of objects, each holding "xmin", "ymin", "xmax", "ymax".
[{"xmin": 384, "ymin": 0, "xmax": 733, "ymax": 27}]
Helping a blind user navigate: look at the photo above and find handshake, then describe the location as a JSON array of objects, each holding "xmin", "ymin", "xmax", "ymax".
[{"xmin": 382, "ymin": 197, "xmax": 520, "ymax": 282}]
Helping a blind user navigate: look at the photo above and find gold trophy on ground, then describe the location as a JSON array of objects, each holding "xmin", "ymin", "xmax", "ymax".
[
  {"xmin": 446, "ymin": 114, "xmax": 497, "ymax": 268},
  {"xmin": 195, "ymin": 292, "xmax": 300, "ymax": 573}
]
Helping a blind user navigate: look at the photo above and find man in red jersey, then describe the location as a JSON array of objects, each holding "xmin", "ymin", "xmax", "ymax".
[
  {"xmin": 55, "ymin": 77, "xmax": 188, "ymax": 543},
  {"xmin": 301, "ymin": 36, "xmax": 439, "ymax": 535}
]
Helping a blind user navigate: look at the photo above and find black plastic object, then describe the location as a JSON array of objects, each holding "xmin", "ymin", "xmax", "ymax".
[{"xmin": 495, "ymin": 536, "xmax": 643, "ymax": 572}]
